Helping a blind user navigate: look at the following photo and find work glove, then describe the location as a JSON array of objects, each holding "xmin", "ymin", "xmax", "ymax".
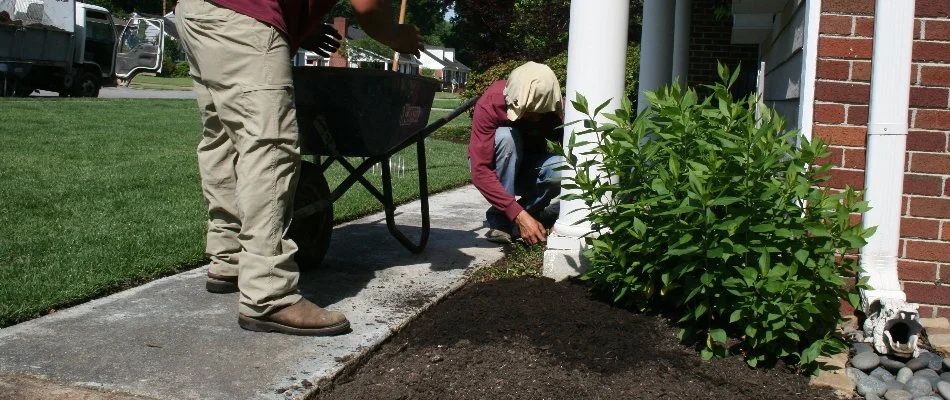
[{"xmin": 301, "ymin": 24, "xmax": 343, "ymax": 57}]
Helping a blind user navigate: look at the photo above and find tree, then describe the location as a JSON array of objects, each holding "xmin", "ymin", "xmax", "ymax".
[
  {"xmin": 447, "ymin": 0, "xmax": 645, "ymax": 71},
  {"xmin": 327, "ymin": 0, "xmax": 452, "ymax": 40}
]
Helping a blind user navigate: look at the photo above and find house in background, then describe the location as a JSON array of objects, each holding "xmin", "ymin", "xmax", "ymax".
[
  {"xmin": 293, "ymin": 17, "xmax": 422, "ymax": 75},
  {"xmin": 419, "ymin": 45, "xmax": 471, "ymax": 91}
]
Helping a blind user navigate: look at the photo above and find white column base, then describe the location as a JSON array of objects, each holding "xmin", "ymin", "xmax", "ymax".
[{"xmin": 542, "ymin": 233, "xmax": 589, "ymax": 281}]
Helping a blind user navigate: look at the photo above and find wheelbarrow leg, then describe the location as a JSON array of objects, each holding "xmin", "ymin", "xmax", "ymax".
[{"xmin": 381, "ymin": 139, "xmax": 430, "ymax": 253}]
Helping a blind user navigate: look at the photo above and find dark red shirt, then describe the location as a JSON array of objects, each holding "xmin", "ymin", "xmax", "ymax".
[
  {"xmin": 468, "ymin": 80, "xmax": 562, "ymax": 221},
  {"xmin": 209, "ymin": 0, "xmax": 334, "ymax": 50}
]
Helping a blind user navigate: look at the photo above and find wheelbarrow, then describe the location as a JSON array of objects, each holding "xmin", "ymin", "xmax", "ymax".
[{"xmin": 288, "ymin": 66, "xmax": 478, "ymax": 269}]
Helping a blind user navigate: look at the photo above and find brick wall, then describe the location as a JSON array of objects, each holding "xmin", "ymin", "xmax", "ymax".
[
  {"xmin": 815, "ymin": 0, "xmax": 950, "ymax": 317},
  {"xmin": 687, "ymin": 0, "xmax": 759, "ymax": 93},
  {"xmin": 330, "ymin": 17, "xmax": 348, "ymax": 68}
]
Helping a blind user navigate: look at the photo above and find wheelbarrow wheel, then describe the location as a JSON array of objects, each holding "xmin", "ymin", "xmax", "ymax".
[{"xmin": 289, "ymin": 160, "xmax": 333, "ymax": 271}]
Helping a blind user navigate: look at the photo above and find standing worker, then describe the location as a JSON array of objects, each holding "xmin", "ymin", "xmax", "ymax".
[
  {"xmin": 176, "ymin": 0, "xmax": 423, "ymax": 335},
  {"xmin": 469, "ymin": 62, "xmax": 564, "ymax": 245}
]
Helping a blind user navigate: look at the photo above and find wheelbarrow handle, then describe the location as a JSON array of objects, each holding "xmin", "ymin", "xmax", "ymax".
[{"xmin": 415, "ymin": 96, "xmax": 480, "ymax": 138}]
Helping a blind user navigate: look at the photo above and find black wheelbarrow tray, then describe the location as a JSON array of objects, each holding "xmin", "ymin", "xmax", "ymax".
[{"xmin": 288, "ymin": 66, "xmax": 477, "ymax": 269}]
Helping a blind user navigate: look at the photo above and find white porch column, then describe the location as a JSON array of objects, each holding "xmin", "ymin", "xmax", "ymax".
[
  {"xmin": 542, "ymin": 0, "xmax": 629, "ymax": 280},
  {"xmin": 672, "ymin": 0, "xmax": 692, "ymax": 86},
  {"xmin": 637, "ymin": 0, "xmax": 675, "ymax": 112}
]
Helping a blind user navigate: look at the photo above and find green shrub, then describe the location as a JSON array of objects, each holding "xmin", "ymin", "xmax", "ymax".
[
  {"xmin": 172, "ymin": 61, "xmax": 191, "ymax": 78},
  {"xmin": 461, "ymin": 45, "xmax": 640, "ymax": 109},
  {"xmin": 556, "ymin": 65, "xmax": 872, "ymax": 374},
  {"xmin": 158, "ymin": 54, "xmax": 176, "ymax": 77}
]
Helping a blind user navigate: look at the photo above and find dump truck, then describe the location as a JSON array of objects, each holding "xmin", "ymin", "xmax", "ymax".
[{"xmin": 0, "ymin": 0, "xmax": 165, "ymax": 97}]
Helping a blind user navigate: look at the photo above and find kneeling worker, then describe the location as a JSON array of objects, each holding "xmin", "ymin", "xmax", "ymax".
[{"xmin": 468, "ymin": 62, "xmax": 564, "ymax": 245}]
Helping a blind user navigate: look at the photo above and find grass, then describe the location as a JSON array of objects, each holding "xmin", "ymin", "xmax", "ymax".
[
  {"xmin": 0, "ymin": 98, "xmax": 472, "ymax": 327},
  {"xmin": 469, "ymin": 243, "xmax": 544, "ymax": 283},
  {"xmin": 432, "ymin": 98, "xmax": 463, "ymax": 109},
  {"xmin": 434, "ymin": 92, "xmax": 461, "ymax": 99},
  {"xmin": 129, "ymin": 75, "xmax": 193, "ymax": 91}
]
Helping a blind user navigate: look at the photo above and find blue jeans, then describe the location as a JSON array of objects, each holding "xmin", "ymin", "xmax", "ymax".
[{"xmin": 486, "ymin": 127, "xmax": 563, "ymax": 230}]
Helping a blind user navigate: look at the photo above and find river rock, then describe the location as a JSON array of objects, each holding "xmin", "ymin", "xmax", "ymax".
[
  {"xmin": 944, "ymin": 358, "xmax": 950, "ymax": 371},
  {"xmin": 913, "ymin": 396, "xmax": 942, "ymax": 400},
  {"xmin": 857, "ymin": 376, "xmax": 888, "ymax": 397},
  {"xmin": 853, "ymin": 342, "xmax": 874, "ymax": 354},
  {"xmin": 905, "ymin": 376, "xmax": 934, "ymax": 397},
  {"xmin": 906, "ymin": 355, "xmax": 930, "ymax": 371},
  {"xmin": 940, "ymin": 371, "xmax": 950, "ymax": 382},
  {"xmin": 872, "ymin": 367, "xmax": 897, "ymax": 382},
  {"xmin": 916, "ymin": 368, "xmax": 940, "ymax": 384},
  {"xmin": 865, "ymin": 393, "xmax": 882, "ymax": 400},
  {"xmin": 880, "ymin": 356, "xmax": 906, "ymax": 372},
  {"xmin": 849, "ymin": 367, "xmax": 870, "ymax": 383},
  {"xmin": 926, "ymin": 353, "xmax": 943, "ymax": 371},
  {"xmin": 897, "ymin": 367, "xmax": 914, "ymax": 384},
  {"xmin": 883, "ymin": 388, "xmax": 912, "ymax": 400},
  {"xmin": 853, "ymin": 351, "xmax": 882, "ymax": 371},
  {"xmin": 937, "ymin": 381, "xmax": 950, "ymax": 399}
]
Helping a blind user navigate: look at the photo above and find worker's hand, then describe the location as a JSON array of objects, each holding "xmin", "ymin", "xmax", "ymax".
[
  {"xmin": 381, "ymin": 24, "xmax": 423, "ymax": 57},
  {"xmin": 300, "ymin": 24, "xmax": 342, "ymax": 57},
  {"xmin": 514, "ymin": 210, "xmax": 547, "ymax": 246}
]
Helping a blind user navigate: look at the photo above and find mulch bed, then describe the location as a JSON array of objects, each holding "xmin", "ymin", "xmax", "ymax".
[{"xmin": 314, "ymin": 277, "xmax": 839, "ymax": 400}]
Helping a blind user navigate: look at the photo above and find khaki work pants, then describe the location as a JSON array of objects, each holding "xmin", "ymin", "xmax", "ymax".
[{"xmin": 176, "ymin": 0, "xmax": 302, "ymax": 317}]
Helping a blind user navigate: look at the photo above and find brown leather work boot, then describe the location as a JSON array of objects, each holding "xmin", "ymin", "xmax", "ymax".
[
  {"xmin": 238, "ymin": 298, "xmax": 351, "ymax": 336},
  {"xmin": 206, "ymin": 272, "xmax": 238, "ymax": 294}
]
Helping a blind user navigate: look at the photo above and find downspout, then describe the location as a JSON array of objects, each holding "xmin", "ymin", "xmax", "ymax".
[{"xmin": 860, "ymin": 0, "xmax": 921, "ymax": 358}]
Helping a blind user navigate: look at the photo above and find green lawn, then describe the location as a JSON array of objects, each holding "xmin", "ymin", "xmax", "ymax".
[
  {"xmin": 0, "ymin": 98, "xmax": 471, "ymax": 327},
  {"xmin": 432, "ymin": 98, "xmax": 463, "ymax": 109},
  {"xmin": 434, "ymin": 92, "xmax": 461, "ymax": 99},
  {"xmin": 129, "ymin": 75, "xmax": 193, "ymax": 90}
]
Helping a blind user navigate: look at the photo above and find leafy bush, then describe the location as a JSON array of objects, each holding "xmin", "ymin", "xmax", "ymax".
[
  {"xmin": 461, "ymin": 45, "xmax": 640, "ymax": 109},
  {"xmin": 172, "ymin": 61, "xmax": 191, "ymax": 78},
  {"xmin": 431, "ymin": 125, "xmax": 470, "ymax": 144},
  {"xmin": 421, "ymin": 67, "xmax": 436, "ymax": 78},
  {"xmin": 556, "ymin": 65, "xmax": 872, "ymax": 374}
]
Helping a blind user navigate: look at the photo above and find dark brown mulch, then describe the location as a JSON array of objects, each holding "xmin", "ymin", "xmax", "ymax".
[{"xmin": 315, "ymin": 277, "xmax": 838, "ymax": 400}]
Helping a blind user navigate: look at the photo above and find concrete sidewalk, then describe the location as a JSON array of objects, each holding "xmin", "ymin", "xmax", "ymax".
[{"xmin": 0, "ymin": 185, "xmax": 503, "ymax": 399}]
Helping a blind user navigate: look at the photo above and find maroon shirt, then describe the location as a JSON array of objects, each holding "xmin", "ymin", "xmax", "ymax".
[
  {"xmin": 468, "ymin": 80, "xmax": 562, "ymax": 221},
  {"xmin": 209, "ymin": 0, "xmax": 334, "ymax": 50}
]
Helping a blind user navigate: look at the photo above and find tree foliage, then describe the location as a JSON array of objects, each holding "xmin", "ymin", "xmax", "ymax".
[
  {"xmin": 327, "ymin": 0, "xmax": 452, "ymax": 40},
  {"xmin": 446, "ymin": 0, "xmax": 644, "ymax": 71}
]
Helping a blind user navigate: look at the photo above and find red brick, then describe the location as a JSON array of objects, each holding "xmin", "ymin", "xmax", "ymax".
[
  {"xmin": 903, "ymin": 174, "xmax": 945, "ymax": 196},
  {"xmin": 823, "ymin": 0, "xmax": 874, "ymax": 15},
  {"xmin": 905, "ymin": 240, "xmax": 950, "ymax": 263},
  {"xmin": 816, "ymin": 81, "xmax": 871, "ymax": 103},
  {"xmin": 910, "ymin": 153, "xmax": 950, "ymax": 174},
  {"xmin": 914, "ymin": 42, "xmax": 950, "ymax": 63},
  {"xmin": 814, "ymin": 125, "xmax": 868, "ymax": 146},
  {"xmin": 898, "ymin": 259, "xmax": 938, "ymax": 281},
  {"xmin": 910, "ymin": 86, "xmax": 950, "ymax": 108},
  {"xmin": 903, "ymin": 195, "xmax": 911, "ymax": 215},
  {"xmin": 815, "ymin": 103, "xmax": 846, "ymax": 124},
  {"xmin": 907, "ymin": 130, "xmax": 949, "ymax": 152},
  {"xmin": 821, "ymin": 14, "xmax": 853, "ymax": 35},
  {"xmin": 910, "ymin": 197, "xmax": 950, "ymax": 219},
  {"xmin": 817, "ymin": 146, "xmax": 845, "ymax": 167},
  {"xmin": 854, "ymin": 17, "xmax": 874, "ymax": 37},
  {"xmin": 839, "ymin": 299, "xmax": 855, "ymax": 316},
  {"xmin": 901, "ymin": 217, "xmax": 942, "ymax": 239},
  {"xmin": 915, "ymin": 109, "xmax": 950, "ymax": 130},
  {"xmin": 917, "ymin": 2, "xmax": 950, "ymax": 18},
  {"xmin": 847, "ymin": 105, "xmax": 869, "ymax": 125},
  {"xmin": 943, "ymin": 220, "xmax": 950, "ymax": 240},
  {"xmin": 819, "ymin": 37, "xmax": 874, "ymax": 59},
  {"xmin": 852, "ymin": 60, "xmax": 872, "ymax": 82},
  {"xmin": 905, "ymin": 281, "xmax": 950, "ymax": 305},
  {"xmin": 924, "ymin": 19, "xmax": 950, "ymax": 41},
  {"xmin": 817, "ymin": 59, "xmax": 851, "ymax": 80},
  {"xmin": 946, "ymin": 178, "xmax": 950, "ymax": 197},
  {"xmin": 937, "ymin": 306, "xmax": 950, "ymax": 319},
  {"xmin": 843, "ymin": 148, "xmax": 866, "ymax": 169},
  {"xmin": 826, "ymin": 168, "xmax": 865, "ymax": 190},
  {"xmin": 920, "ymin": 65, "xmax": 950, "ymax": 87}
]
